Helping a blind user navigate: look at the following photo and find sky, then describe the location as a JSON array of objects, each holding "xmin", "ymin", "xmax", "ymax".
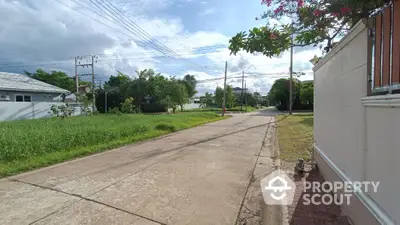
[{"xmin": 0, "ymin": 0, "xmax": 321, "ymax": 95}]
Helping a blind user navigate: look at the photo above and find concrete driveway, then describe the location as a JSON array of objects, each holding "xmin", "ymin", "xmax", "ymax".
[{"xmin": 0, "ymin": 112, "xmax": 277, "ymax": 225}]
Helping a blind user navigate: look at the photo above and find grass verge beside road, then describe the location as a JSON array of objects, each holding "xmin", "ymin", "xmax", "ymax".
[
  {"xmin": 276, "ymin": 114, "xmax": 314, "ymax": 161},
  {"xmin": 0, "ymin": 112, "xmax": 225, "ymax": 177}
]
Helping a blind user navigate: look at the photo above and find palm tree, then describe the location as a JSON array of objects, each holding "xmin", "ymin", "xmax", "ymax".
[
  {"xmin": 200, "ymin": 92, "xmax": 214, "ymax": 108},
  {"xmin": 135, "ymin": 69, "xmax": 156, "ymax": 80}
]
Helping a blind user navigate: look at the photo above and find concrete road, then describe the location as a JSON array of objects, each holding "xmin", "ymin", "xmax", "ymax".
[{"xmin": 0, "ymin": 112, "xmax": 276, "ymax": 225}]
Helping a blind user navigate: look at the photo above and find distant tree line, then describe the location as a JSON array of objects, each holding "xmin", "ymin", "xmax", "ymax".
[
  {"xmin": 267, "ymin": 78, "xmax": 313, "ymax": 111},
  {"xmin": 96, "ymin": 69, "xmax": 197, "ymax": 113},
  {"xmin": 199, "ymin": 85, "xmax": 269, "ymax": 109},
  {"xmin": 24, "ymin": 68, "xmax": 197, "ymax": 114}
]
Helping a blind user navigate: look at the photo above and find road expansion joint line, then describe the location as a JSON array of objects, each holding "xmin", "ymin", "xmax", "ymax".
[
  {"xmin": 78, "ymin": 120, "xmax": 273, "ymax": 184},
  {"xmin": 35, "ymin": 120, "xmax": 271, "ymax": 215},
  {"xmin": 234, "ymin": 117, "xmax": 273, "ymax": 225},
  {"xmin": 9, "ymin": 117, "xmax": 271, "ymax": 225},
  {"xmin": 9, "ymin": 179, "xmax": 167, "ymax": 225}
]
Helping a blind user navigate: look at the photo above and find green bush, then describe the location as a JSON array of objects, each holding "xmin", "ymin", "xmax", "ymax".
[
  {"xmin": 120, "ymin": 97, "xmax": 134, "ymax": 113},
  {"xmin": 141, "ymin": 103, "xmax": 166, "ymax": 113},
  {"xmin": 108, "ymin": 107, "xmax": 122, "ymax": 114},
  {"xmin": 154, "ymin": 123, "xmax": 176, "ymax": 132}
]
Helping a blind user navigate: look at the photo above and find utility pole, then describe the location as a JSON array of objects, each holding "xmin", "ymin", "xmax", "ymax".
[
  {"xmin": 75, "ymin": 55, "xmax": 97, "ymax": 113},
  {"xmin": 244, "ymin": 81, "xmax": 247, "ymax": 110},
  {"xmin": 221, "ymin": 61, "xmax": 228, "ymax": 117},
  {"xmin": 91, "ymin": 55, "xmax": 95, "ymax": 113},
  {"xmin": 105, "ymin": 91, "xmax": 108, "ymax": 114},
  {"xmin": 289, "ymin": 23, "xmax": 294, "ymax": 115},
  {"xmin": 241, "ymin": 71, "xmax": 244, "ymax": 111},
  {"xmin": 75, "ymin": 57, "xmax": 79, "ymax": 96}
]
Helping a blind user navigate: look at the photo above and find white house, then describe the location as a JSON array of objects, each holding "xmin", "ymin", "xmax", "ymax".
[
  {"xmin": 0, "ymin": 72, "xmax": 78, "ymax": 121},
  {"xmin": 0, "ymin": 72, "xmax": 69, "ymax": 102},
  {"xmin": 232, "ymin": 87, "xmax": 247, "ymax": 95}
]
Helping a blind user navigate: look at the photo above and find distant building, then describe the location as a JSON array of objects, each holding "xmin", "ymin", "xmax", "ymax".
[
  {"xmin": 64, "ymin": 93, "xmax": 77, "ymax": 103},
  {"xmin": 232, "ymin": 87, "xmax": 247, "ymax": 95},
  {"xmin": 192, "ymin": 97, "xmax": 200, "ymax": 104},
  {"xmin": 0, "ymin": 72, "xmax": 69, "ymax": 102},
  {"xmin": 78, "ymin": 85, "xmax": 90, "ymax": 94}
]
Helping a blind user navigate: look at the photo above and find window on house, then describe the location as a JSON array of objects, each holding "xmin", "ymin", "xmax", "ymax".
[
  {"xmin": 369, "ymin": 1, "xmax": 400, "ymax": 95},
  {"xmin": 24, "ymin": 96, "xmax": 31, "ymax": 102},
  {"xmin": 16, "ymin": 95, "xmax": 23, "ymax": 102},
  {"xmin": 16, "ymin": 95, "xmax": 32, "ymax": 102}
]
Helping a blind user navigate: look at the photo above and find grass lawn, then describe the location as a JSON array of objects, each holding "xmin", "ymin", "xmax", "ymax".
[
  {"xmin": 0, "ymin": 112, "xmax": 225, "ymax": 177},
  {"xmin": 276, "ymin": 113, "xmax": 314, "ymax": 161},
  {"xmin": 184, "ymin": 106, "xmax": 258, "ymax": 113}
]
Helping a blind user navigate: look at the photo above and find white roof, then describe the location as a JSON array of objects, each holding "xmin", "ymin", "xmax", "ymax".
[
  {"xmin": 0, "ymin": 72, "xmax": 69, "ymax": 94},
  {"xmin": 65, "ymin": 93, "xmax": 76, "ymax": 100}
]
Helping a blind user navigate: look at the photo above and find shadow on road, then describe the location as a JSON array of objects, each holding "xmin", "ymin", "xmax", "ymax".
[{"xmin": 288, "ymin": 168, "xmax": 350, "ymax": 225}]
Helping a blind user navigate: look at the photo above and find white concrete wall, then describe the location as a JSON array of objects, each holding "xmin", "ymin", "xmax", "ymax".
[
  {"xmin": 314, "ymin": 20, "xmax": 398, "ymax": 224},
  {"xmin": 0, "ymin": 90, "xmax": 62, "ymax": 102},
  {"xmin": 0, "ymin": 102, "xmax": 82, "ymax": 121},
  {"xmin": 183, "ymin": 103, "xmax": 201, "ymax": 109},
  {"xmin": 361, "ymin": 95, "xmax": 400, "ymax": 224}
]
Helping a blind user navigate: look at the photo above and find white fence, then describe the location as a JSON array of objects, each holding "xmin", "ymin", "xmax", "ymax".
[
  {"xmin": 0, "ymin": 102, "xmax": 83, "ymax": 121},
  {"xmin": 183, "ymin": 103, "xmax": 201, "ymax": 109},
  {"xmin": 314, "ymin": 20, "xmax": 398, "ymax": 225}
]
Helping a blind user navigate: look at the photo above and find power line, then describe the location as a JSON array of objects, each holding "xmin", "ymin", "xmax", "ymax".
[
  {"xmin": 54, "ymin": 0, "xmax": 133, "ymax": 39},
  {"xmin": 69, "ymin": 0, "xmax": 227, "ymax": 56},
  {"xmin": 0, "ymin": 47, "xmax": 226, "ymax": 70},
  {"xmin": 88, "ymin": 0, "xmax": 225, "ymax": 71},
  {"xmin": 98, "ymin": 0, "xmax": 217, "ymax": 69},
  {"xmin": 81, "ymin": 0, "xmax": 221, "ymax": 73},
  {"xmin": 0, "ymin": 0, "xmax": 229, "ymax": 75},
  {"xmin": 196, "ymin": 72, "xmax": 293, "ymax": 83},
  {"xmin": 0, "ymin": 44, "xmax": 226, "ymax": 67}
]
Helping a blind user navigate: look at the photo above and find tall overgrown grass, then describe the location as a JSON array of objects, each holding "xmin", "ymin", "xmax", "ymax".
[{"xmin": 0, "ymin": 112, "xmax": 224, "ymax": 177}]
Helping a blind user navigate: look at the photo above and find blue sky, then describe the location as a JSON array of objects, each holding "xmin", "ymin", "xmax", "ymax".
[{"xmin": 0, "ymin": 0, "xmax": 318, "ymax": 94}]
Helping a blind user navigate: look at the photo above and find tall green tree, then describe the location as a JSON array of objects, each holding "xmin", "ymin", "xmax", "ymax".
[
  {"xmin": 25, "ymin": 69, "xmax": 75, "ymax": 92},
  {"xmin": 136, "ymin": 69, "xmax": 157, "ymax": 80},
  {"xmin": 160, "ymin": 95, "xmax": 176, "ymax": 113},
  {"xmin": 170, "ymin": 81, "xmax": 189, "ymax": 112},
  {"xmin": 229, "ymin": 0, "xmax": 386, "ymax": 57},
  {"xmin": 95, "ymin": 68, "xmax": 200, "ymax": 114},
  {"xmin": 215, "ymin": 85, "xmax": 235, "ymax": 108},
  {"xmin": 261, "ymin": 95, "xmax": 269, "ymax": 107},
  {"xmin": 300, "ymin": 81, "xmax": 314, "ymax": 106},
  {"xmin": 268, "ymin": 78, "xmax": 301, "ymax": 111},
  {"xmin": 215, "ymin": 87, "xmax": 224, "ymax": 108},
  {"xmin": 253, "ymin": 92, "xmax": 262, "ymax": 106},
  {"xmin": 244, "ymin": 92, "xmax": 257, "ymax": 107},
  {"xmin": 104, "ymin": 72, "xmax": 131, "ymax": 90},
  {"xmin": 200, "ymin": 92, "xmax": 214, "ymax": 108},
  {"xmin": 148, "ymin": 73, "xmax": 169, "ymax": 101},
  {"xmin": 181, "ymin": 74, "xmax": 197, "ymax": 98}
]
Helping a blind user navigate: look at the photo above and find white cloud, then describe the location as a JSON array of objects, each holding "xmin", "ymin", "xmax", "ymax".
[
  {"xmin": 0, "ymin": 0, "xmax": 318, "ymax": 95},
  {"xmin": 0, "ymin": 0, "xmax": 225, "ymax": 76},
  {"xmin": 198, "ymin": 8, "xmax": 215, "ymax": 16},
  {"xmin": 185, "ymin": 46, "xmax": 319, "ymax": 95},
  {"xmin": 200, "ymin": 1, "xmax": 207, "ymax": 4}
]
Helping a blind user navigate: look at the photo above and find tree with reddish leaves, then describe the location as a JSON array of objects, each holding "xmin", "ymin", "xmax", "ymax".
[{"xmin": 229, "ymin": 0, "xmax": 388, "ymax": 57}]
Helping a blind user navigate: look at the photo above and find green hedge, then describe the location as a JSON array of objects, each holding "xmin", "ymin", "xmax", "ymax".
[{"xmin": 141, "ymin": 103, "xmax": 167, "ymax": 113}]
